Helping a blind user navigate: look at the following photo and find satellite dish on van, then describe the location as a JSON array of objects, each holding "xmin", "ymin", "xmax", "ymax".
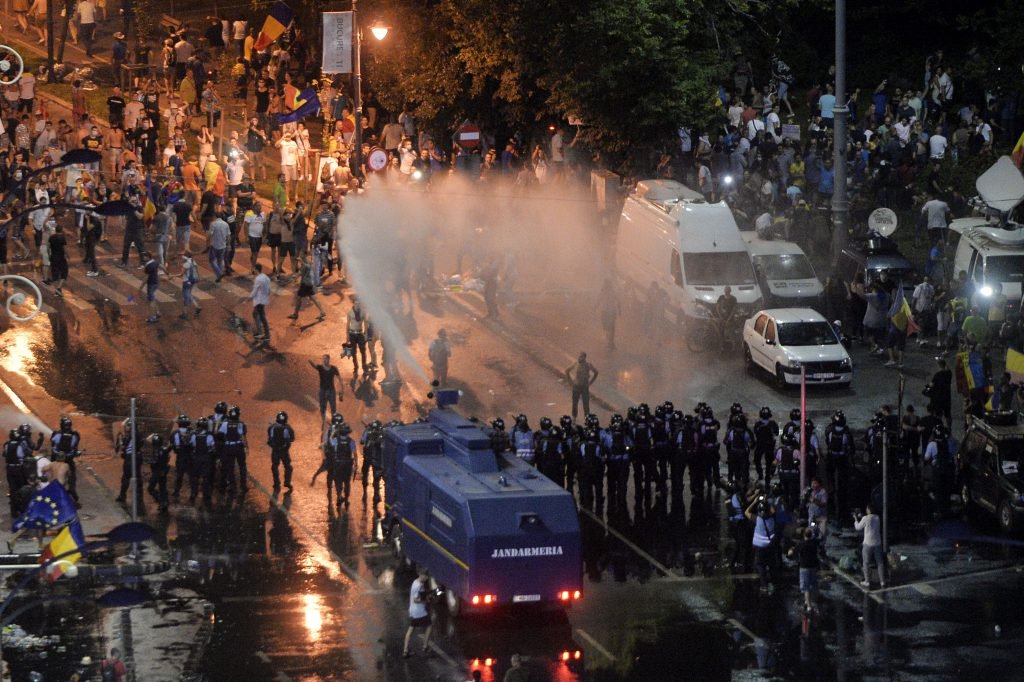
[{"xmin": 868, "ymin": 207, "xmax": 899, "ymax": 237}]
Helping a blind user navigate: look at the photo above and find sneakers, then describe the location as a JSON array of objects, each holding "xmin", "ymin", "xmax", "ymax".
[
  {"xmin": 880, "ymin": 581, "xmax": 887, "ymax": 588},
  {"xmin": 86, "ymin": 271, "xmax": 99, "ymax": 277},
  {"xmin": 884, "ymin": 360, "xmax": 896, "ymax": 367},
  {"xmin": 146, "ymin": 316, "xmax": 159, "ymax": 323},
  {"xmin": 860, "ymin": 580, "xmax": 871, "ymax": 587}
]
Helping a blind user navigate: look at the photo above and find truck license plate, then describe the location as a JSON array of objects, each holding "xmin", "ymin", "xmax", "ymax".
[
  {"xmin": 513, "ymin": 594, "xmax": 541, "ymax": 603},
  {"xmin": 812, "ymin": 373, "xmax": 836, "ymax": 379}
]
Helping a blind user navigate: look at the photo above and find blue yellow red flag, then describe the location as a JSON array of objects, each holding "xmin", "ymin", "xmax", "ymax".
[
  {"xmin": 39, "ymin": 520, "xmax": 86, "ymax": 582},
  {"xmin": 1006, "ymin": 348, "xmax": 1024, "ymax": 384},
  {"xmin": 278, "ymin": 89, "xmax": 321, "ymax": 125},
  {"xmin": 254, "ymin": 2, "xmax": 294, "ymax": 52},
  {"xmin": 143, "ymin": 177, "xmax": 157, "ymax": 226},
  {"xmin": 1012, "ymin": 131, "xmax": 1024, "ymax": 168},
  {"xmin": 888, "ymin": 286, "xmax": 920, "ymax": 336}
]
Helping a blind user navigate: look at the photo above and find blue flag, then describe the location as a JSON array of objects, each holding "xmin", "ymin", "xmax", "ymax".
[
  {"xmin": 277, "ymin": 89, "xmax": 321, "ymax": 125},
  {"xmin": 13, "ymin": 481, "xmax": 78, "ymax": 532}
]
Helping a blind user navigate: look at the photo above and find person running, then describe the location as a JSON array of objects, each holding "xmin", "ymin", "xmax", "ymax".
[
  {"xmin": 248, "ymin": 263, "xmax": 271, "ymax": 342},
  {"xmin": 179, "ymin": 250, "xmax": 202, "ymax": 319},
  {"xmin": 288, "ymin": 255, "xmax": 326, "ymax": 323}
]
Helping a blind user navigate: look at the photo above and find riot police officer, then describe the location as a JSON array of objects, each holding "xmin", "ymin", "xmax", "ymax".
[
  {"xmin": 490, "ymin": 418, "xmax": 511, "ymax": 456},
  {"xmin": 268, "ymin": 411, "xmax": 295, "ymax": 491},
  {"xmin": 170, "ymin": 414, "xmax": 193, "ymax": 499},
  {"xmin": 802, "ymin": 419, "xmax": 821, "ymax": 479},
  {"xmin": 50, "ymin": 416, "xmax": 81, "ymax": 505},
  {"xmin": 672, "ymin": 412, "xmax": 698, "ymax": 499},
  {"xmin": 360, "ymin": 420, "xmax": 384, "ymax": 502},
  {"xmin": 116, "ymin": 418, "xmax": 144, "ymax": 508},
  {"xmin": 533, "ymin": 417, "xmax": 556, "ymax": 470},
  {"xmin": 558, "ymin": 416, "xmax": 578, "ymax": 492},
  {"xmin": 217, "ymin": 406, "xmax": 249, "ymax": 495},
  {"xmin": 697, "ymin": 405, "xmax": 721, "ymax": 490},
  {"xmin": 652, "ymin": 404, "xmax": 672, "ymax": 494},
  {"xmin": 724, "ymin": 413, "xmax": 753, "ymax": 486},
  {"xmin": 752, "ymin": 407, "xmax": 779, "ymax": 482},
  {"xmin": 4, "ymin": 429, "xmax": 26, "ymax": 515},
  {"xmin": 537, "ymin": 424, "xmax": 565, "ymax": 487},
  {"xmin": 190, "ymin": 418, "xmax": 217, "ymax": 502},
  {"xmin": 147, "ymin": 434, "xmax": 171, "ymax": 513},
  {"xmin": 577, "ymin": 428, "xmax": 605, "ymax": 514},
  {"xmin": 602, "ymin": 416, "xmax": 632, "ymax": 516},
  {"xmin": 208, "ymin": 401, "xmax": 230, "ymax": 484},
  {"xmin": 315, "ymin": 420, "xmax": 355, "ymax": 508},
  {"xmin": 823, "ymin": 410, "xmax": 854, "ymax": 521},
  {"xmin": 630, "ymin": 406, "xmax": 655, "ymax": 507},
  {"xmin": 511, "ymin": 414, "xmax": 534, "ymax": 464}
]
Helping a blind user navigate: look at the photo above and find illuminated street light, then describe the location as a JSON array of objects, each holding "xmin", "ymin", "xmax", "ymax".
[{"xmin": 370, "ymin": 21, "xmax": 390, "ymax": 41}]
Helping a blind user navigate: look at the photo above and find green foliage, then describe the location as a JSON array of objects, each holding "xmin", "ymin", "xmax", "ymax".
[{"xmin": 956, "ymin": 0, "xmax": 1024, "ymax": 94}]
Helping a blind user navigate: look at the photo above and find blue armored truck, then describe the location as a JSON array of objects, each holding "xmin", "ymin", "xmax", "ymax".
[{"xmin": 382, "ymin": 391, "xmax": 583, "ymax": 615}]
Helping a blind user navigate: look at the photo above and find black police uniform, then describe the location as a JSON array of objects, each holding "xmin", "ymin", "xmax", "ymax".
[
  {"xmin": 320, "ymin": 430, "xmax": 355, "ymax": 505},
  {"xmin": 190, "ymin": 428, "xmax": 217, "ymax": 501},
  {"xmin": 823, "ymin": 424, "xmax": 854, "ymax": 519},
  {"xmin": 148, "ymin": 439, "xmax": 171, "ymax": 512},
  {"xmin": 577, "ymin": 433, "xmax": 605, "ymax": 514},
  {"xmin": 698, "ymin": 416, "xmax": 721, "ymax": 489},
  {"xmin": 360, "ymin": 426, "xmax": 384, "ymax": 500},
  {"xmin": 630, "ymin": 417, "xmax": 655, "ymax": 506},
  {"xmin": 536, "ymin": 427, "xmax": 565, "ymax": 488},
  {"xmin": 267, "ymin": 422, "xmax": 295, "ymax": 489},
  {"xmin": 603, "ymin": 426, "xmax": 631, "ymax": 516},
  {"xmin": 724, "ymin": 424, "xmax": 753, "ymax": 485},
  {"xmin": 752, "ymin": 417, "xmax": 779, "ymax": 481},
  {"xmin": 3, "ymin": 433, "xmax": 26, "ymax": 515},
  {"xmin": 560, "ymin": 423, "xmax": 580, "ymax": 493},
  {"xmin": 672, "ymin": 418, "xmax": 697, "ymax": 498},
  {"xmin": 217, "ymin": 419, "xmax": 248, "ymax": 494},
  {"xmin": 116, "ymin": 425, "xmax": 144, "ymax": 507},
  {"xmin": 170, "ymin": 427, "xmax": 194, "ymax": 498},
  {"xmin": 50, "ymin": 428, "xmax": 81, "ymax": 503}
]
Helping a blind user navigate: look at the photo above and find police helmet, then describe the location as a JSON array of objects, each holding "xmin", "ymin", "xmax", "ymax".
[
  {"xmin": 549, "ymin": 425, "xmax": 562, "ymax": 438},
  {"xmin": 228, "ymin": 406, "xmax": 241, "ymax": 420},
  {"xmin": 804, "ymin": 419, "xmax": 815, "ymax": 432},
  {"xmin": 729, "ymin": 414, "xmax": 744, "ymax": 429},
  {"xmin": 682, "ymin": 414, "xmax": 696, "ymax": 427},
  {"xmin": 177, "ymin": 414, "xmax": 191, "ymax": 427},
  {"xmin": 654, "ymin": 405, "xmax": 666, "ymax": 420},
  {"xmin": 610, "ymin": 413, "xmax": 624, "ymax": 426},
  {"xmin": 609, "ymin": 421, "xmax": 624, "ymax": 434},
  {"xmin": 932, "ymin": 423, "xmax": 948, "ymax": 440},
  {"xmin": 694, "ymin": 401, "xmax": 708, "ymax": 415},
  {"xmin": 781, "ymin": 433, "xmax": 798, "ymax": 448},
  {"xmin": 759, "ymin": 406, "xmax": 772, "ymax": 420},
  {"xmin": 17, "ymin": 424, "xmax": 31, "ymax": 437},
  {"xmin": 663, "ymin": 400, "xmax": 675, "ymax": 414},
  {"xmin": 8, "ymin": 429, "xmax": 17, "ymax": 440},
  {"xmin": 539, "ymin": 417, "xmax": 553, "ymax": 430},
  {"xmin": 626, "ymin": 406, "xmax": 638, "ymax": 421},
  {"xmin": 331, "ymin": 413, "xmax": 345, "ymax": 426},
  {"xmin": 195, "ymin": 417, "xmax": 209, "ymax": 431},
  {"xmin": 59, "ymin": 416, "xmax": 73, "ymax": 431},
  {"xmin": 339, "ymin": 422, "xmax": 353, "ymax": 435},
  {"xmin": 491, "ymin": 417, "xmax": 505, "ymax": 431},
  {"xmin": 276, "ymin": 411, "xmax": 288, "ymax": 424},
  {"xmin": 671, "ymin": 409, "xmax": 684, "ymax": 424},
  {"xmin": 637, "ymin": 403, "xmax": 651, "ymax": 416},
  {"xmin": 730, "ymin": 402, "xmax": 744, "ymax": 416},
  {"xmin": 370, "ymin": 420, "xmax": 383, "ymax": 430},
  {"xmin": 700, "ymin": 405, "xmax": 714, "ymax": 419},
  {"xmin": 150, "ymin": 433, "xmax": 164, "ymax": 446},
  {"xmin": 214, "ymin": 401, "xmax": 228, "ymax": 415},
  {"xmin": 560, "ymin": 415, "xmax": 573, "ymax": 429},
  {"xmin": 585, "ymin": 413, "xmax": 600, "ymax": 429},
  {"xmin": 584, "ymin": 428, "xmax": 599, "ymax": 441},
  {"xmin": 831, "ymin": 410, "xmax": 846, "ymax": 427},
  {"xmin": 789, "ymin": 408, "xmax": 801, "ymax": 422},
  {"xmin": 515, "ymin": 413, "xmax": 528, "ymax": 426}
]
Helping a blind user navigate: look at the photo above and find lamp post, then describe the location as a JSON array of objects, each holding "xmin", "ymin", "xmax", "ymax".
[
  {"xmin": 0, "ymin": 522, "xmax": 155, "ymax": 679},
  {"xmin": 350, "ymin": 0, "xmax": 389, "ymax": 181}
]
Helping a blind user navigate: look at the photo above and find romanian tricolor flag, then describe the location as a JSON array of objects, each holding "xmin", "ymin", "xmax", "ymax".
[
  {"xmin": 954, "ymin": 351, "xmax": 990, "ymax": 398},
  {"xmin": 39, "ymin": 519, "xmax": 86, "ymax": 582},
  {"xmin": 278, "ymin": 89, "xmax": 321, "ymax": 124},
  {"xmin": 254, "ymin": 2, "xmax": 294, "ymax": 52},
  {"xmin": 1006, "ymin": 347, "xmax": 1024, "ymax": 383},
  {"xmin": 888, "ymin": 286, "xmax": 920, "ymax": 336},
  {"xmin": 143, "ymin": 177, "xmax": 157, "ymax": 226},
  {"xmin": 1012, "ymin": 131, "xmax": 1024, "ymax": 169}
]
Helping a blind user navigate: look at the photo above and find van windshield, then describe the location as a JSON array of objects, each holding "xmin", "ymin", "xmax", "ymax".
[
  {"xmin": 753, "ymin": 254, "xmax": 816, "ymax": 280},
  {"xmin": 683, "ymin": 252, "xmax": 756, "ymax": 286},
  {"xmin": 985, "ymin": 255, "xmax": 1024, "ymax": 284}
]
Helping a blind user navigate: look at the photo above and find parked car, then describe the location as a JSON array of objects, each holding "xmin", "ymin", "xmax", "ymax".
[
  {"xmin": 959, "ymin": 411, "xmax": 1024, "ymax": 534},
  {"xmin": 742, "ymin": 308, "xmax": 853, "ymax": 388}
]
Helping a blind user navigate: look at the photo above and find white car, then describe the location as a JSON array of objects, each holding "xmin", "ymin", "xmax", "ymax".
[{"xmin": 743, "ymin": 308, "xmax": 853, "ymax": 388}]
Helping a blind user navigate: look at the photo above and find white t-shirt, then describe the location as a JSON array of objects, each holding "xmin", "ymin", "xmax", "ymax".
[
  {"xmin": 232, "ymin": 20, "xmax": 247, "ymax": 40},
  {"xmin": 225, "ymin": 160, "xmax": 245, "ymax": 186},
  {"xmin": 766, "ymin": 111, "xmax": 781, "ymax": 142},
  {"xmin": 938, "ymin": 72, "xmax": 953, "ymax": 101},
  {"xmin": 922, "ymin": 199, "xmax": 950, "ymax": 229},
  {"xmin": 408, "ymin": 580, "xmax": 428, "ymax": 619},
  {"xmin": 550, "ymin": 132, "xmax": 564, "ymax": 162},
  {"xmin": 928, "ymin": 134, "xmax": 948, "ymax": 159},
  {"xmin": 746, "ymin": 117, "xmax": 765, "ymax": 141},
  {"xmin": 245, "ymin": 213, "xmax": 265, "ymax": 239},
  {"xmin": 727, "ymin": 104, "xmax": 744, "ymax": 128},
  {"xmin": 278, "ymin": 139, "xmax": 298, "ymax": 166},
  {"xmin": 893, "ymin": 121, "xmax": 911, "ymax": 144},
  {"xmin": 77, "ymin": 0, "xmax": 96, "ymax": 24},
  {"xmin": 18, "ymin": 73, "xmax": 35, "ymax": 100},
  {"xmin": 174, "ymin": 40, "xmax": 194, "ymax": 64},
  {"xmin": 912, "ymin": 281, "xmax": 935, "ymax": 312},
  {"xmin": 978, "ymin": 122, "xmax": 992, "ymax": 143}
]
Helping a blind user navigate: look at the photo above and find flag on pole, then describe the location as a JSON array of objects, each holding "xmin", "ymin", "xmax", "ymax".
[
  {"xmin": 143, "ymin": 176, "xmax": 157, "ymax": 226},
  {"xmin": 39, "ymin": 520, "xmax": 86, "ymax": 582},
  {"xmin": 277, "ymin": 89, "xmax": 321, "ymax": 125},
  {"xmin": 12, "ymin": 481, "xmax": 78, "ymax": 532},
  {"xmin": 1006, "ymin": 347, "xmax": 1024, "ymax": 383},
  {"xmin": 254, "ymin": 2, "xmax": 294, "ymax": 52},
  {"xmin": 1012, "ymin": 131, "xmax": 1024, "ymax": 168},
  {"xmin": 954, "ymin": 351, "xmax": 989, "ymax": 398},
  {"xmin": 888, "ymin": 286, "xmax": 920, "ymax": 336}
]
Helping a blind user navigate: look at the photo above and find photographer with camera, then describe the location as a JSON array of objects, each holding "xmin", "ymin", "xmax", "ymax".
[
  {"xmin": 403, "ymin": 569, "xmax": 434, "ymax": 658},
  {"xmin": 853, "ymin": 505, "xmax": 886, "ymax": 588},
  {"xmin": 745, "ymin": 493, "xmax": 777, "ymax": 593}
]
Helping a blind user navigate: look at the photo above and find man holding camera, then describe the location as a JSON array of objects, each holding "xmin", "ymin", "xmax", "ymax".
[
  {"xmin": 403, "ymin": 569, "xmax": 433, "ymax": 657},
  {"xmin": 854, "ymin": 505, "xmax": 886, "ymax": 588}
]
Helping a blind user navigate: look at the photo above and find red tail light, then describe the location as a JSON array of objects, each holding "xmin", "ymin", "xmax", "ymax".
[
  {"xmin": 484, "ymin": 657, "xmax": 494, "ymax": 667},
  {"xmin": 559, "ymin": 590, "xmax": 570, "ymax": 601},
  {"xmin": 471, "ymin": 593, "xmax": 496, "ymax": 606},
  {"xmin": 574, "ymin": 650, "xmax": 582, "ymax": 660},
  {"xmin": 572, "ymin": 590, "xmax": 582, "ymax": 600},
  {"xmin": 561, "ymin": 651, "xmax": 571, "ymax": 661}
]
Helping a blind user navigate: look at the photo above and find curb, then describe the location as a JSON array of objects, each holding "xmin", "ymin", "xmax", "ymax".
[
  {"xmin": 74, "ymin": 560, "xmax": 174, "ymax": 581},
  {"xmin": 180, "ymin": 602, "xmax": 215, "ymax": 681}
]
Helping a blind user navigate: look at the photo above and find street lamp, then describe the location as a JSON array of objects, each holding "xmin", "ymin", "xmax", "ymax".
[{"xmin": 352, "ymin": 0, "xmax": 389, "ymax": 182}]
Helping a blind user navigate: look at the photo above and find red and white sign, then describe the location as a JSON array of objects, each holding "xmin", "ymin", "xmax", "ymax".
[
  {"xmin": 367, "ymin": 147, "xmax": 389, "ymax": 172},
  {"xmin": 457, "ymin": 122, "xmax": 481, "ymax": 150}
]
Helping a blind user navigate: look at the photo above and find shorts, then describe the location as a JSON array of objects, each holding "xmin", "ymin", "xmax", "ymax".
[
  {"xmin": 799, "ymin": 567, "xmax": 817, "ymax": 593},
  {"xmin": 146, "ymin": 283, "xmax": 158, "ymax": 302},
  {"xmin": 777, "ymin": 81, "xmax": 789, "ymax": 100},
  {"xmin": 280, "ymin": 242, "xmax": 295, "ymax": 256},
  {"xmin": 248, "ymin": 236, "xmax": 262, "ymax": 251},
  {"xmin": 266, "ymin": 233, "xmax": 281, "ymax": 248},
  {"xmin": 281, "ymin": 165, "xmax": 298, "ymax": 182},
  {"xmin": 298, "ymin": 282, "xmax": 315, "ymax": 297},
  {"xmin": 886, "ymin": 327, "xmax": 907, "ymax": 351},
  {"xmin": 409, "ymin": 615, "xmax": 430, "ymax": 628},
  {"xmin": 175, "ymin": 225, "xmax": 191, "ymax": 245}
]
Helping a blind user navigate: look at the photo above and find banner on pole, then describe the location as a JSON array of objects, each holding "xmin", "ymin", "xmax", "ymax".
[{"xmin": 322, "ymin": 12, "xmax": 353, "ymax": 74}]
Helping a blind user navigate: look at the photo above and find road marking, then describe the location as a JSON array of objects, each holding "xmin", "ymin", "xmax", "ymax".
[
  {"xmin": 106, "ymin": 268, "xmax": 175, "ymax": 303},
  {"xmin": 427, "ymin": 641, "xmax": 462, "ymax": 668},
  {"xmin": 874, "ymin": 562, "xmax": 1024, "ymax": 595},
  {"xmin": 0, "ymin": 374, "xmax": 34, "ymax": 416},
  {"xmin": 254, "ymin": 650, "xmax": 271, "ymax": 663},
  {"xmin": 727, "ymin": 618, "xmax": 765, "ymax": 645},
  {"xmin": 68, "ymin": 272, "xmax": 131, "ymax": 305},
  {"xmin": 56, "ymin": 289, "xmax": 93, "ymax": 311},
  {"xmin": 912, "ymin": 583, "xmax": 937, "ymax": 595},
  {"xmin": 273, "ymin": 673, "xmax": 292, "ymax": 682},
  {"xmin": 574, "ymin": 628, "xmax": 617, "ymax": 662},
  {"xmin": 578, "ymin": 507, "xmax": 679, "ymax": 577},
  {"xmin": 246, "ymin": 475, "xmax": 381, "ymax": 595},
  {"xmin": 823, "ymin": 558, "xmax": 884, "ymax": 604}
]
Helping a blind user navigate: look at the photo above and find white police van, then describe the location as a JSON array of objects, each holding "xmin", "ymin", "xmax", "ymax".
[{"xmin": 615, "ymin": 179, "xmax": 763, "ymax": 320}]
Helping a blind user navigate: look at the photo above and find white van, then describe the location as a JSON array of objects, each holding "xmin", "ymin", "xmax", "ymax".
[
  {"xmin": 742, "ymin": 234, "xmax": 825, "ymax": 311},
  {"xmin": 950, "ymin": 156, "xmax": 1024, "ymax": 313},
  {"xmin": 615, "ymin": 179, "xmax": 763, "ymax": 319}
]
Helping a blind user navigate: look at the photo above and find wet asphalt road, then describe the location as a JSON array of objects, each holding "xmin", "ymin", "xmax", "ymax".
[{"xmin": 3, "ymin": 202, "xmax": 1024, "ymax": 680}]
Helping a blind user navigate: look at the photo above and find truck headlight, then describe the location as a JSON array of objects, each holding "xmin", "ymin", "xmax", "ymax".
[
  {"xmin": 980, "ymin": 285, "xmax": 993, "ymax": 297},
  {"xmin": 787, "ymin": 359, "xmax": 802, "ymax": 370}
]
